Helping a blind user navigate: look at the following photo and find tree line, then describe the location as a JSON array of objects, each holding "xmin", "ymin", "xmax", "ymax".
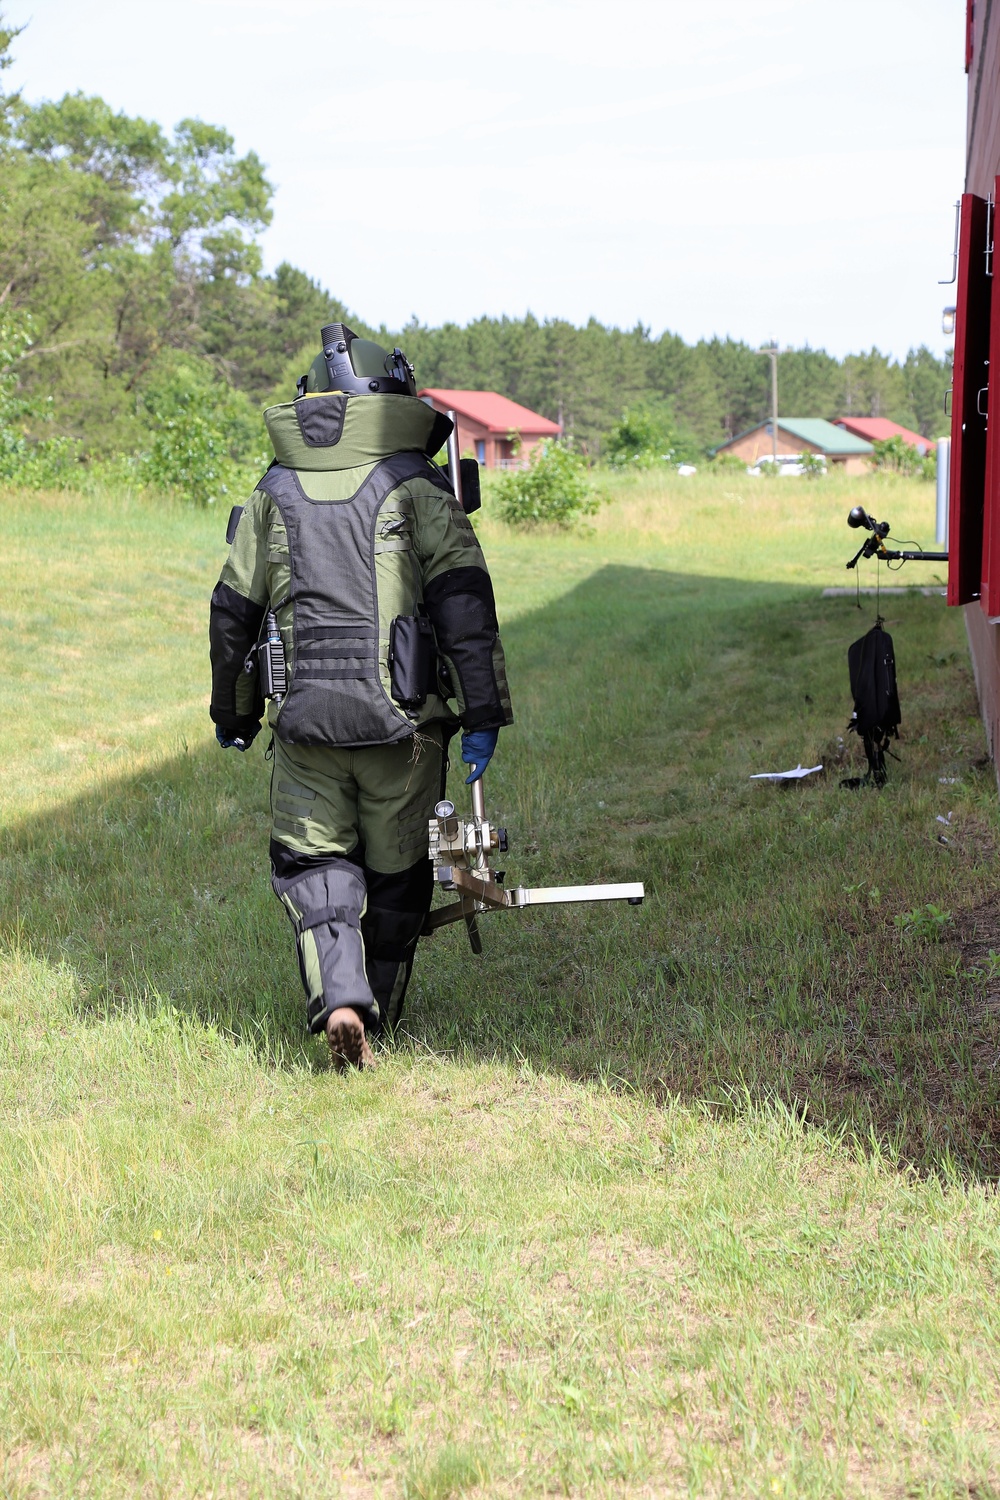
[
  {"xmin": 400, "ymin": 321, "xmax": 950, "ymax": 457},
  {"xmin": 0, "ymin": 14, "xmax": 951, "ymax": 490}
]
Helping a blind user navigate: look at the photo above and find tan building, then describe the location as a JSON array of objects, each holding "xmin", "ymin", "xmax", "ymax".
[
  {"xmin": 419, "ymin": 389, "xmax": 561, "ymax": 469},
  {"xmin": 714, "ymin": 417, "xmax": 874, "ymax": 475}
]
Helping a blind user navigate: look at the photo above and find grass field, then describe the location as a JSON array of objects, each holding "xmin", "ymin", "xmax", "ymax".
[{"xmin": 3, "ymin": 468, "xmax": 1000, "ymax": 1497}]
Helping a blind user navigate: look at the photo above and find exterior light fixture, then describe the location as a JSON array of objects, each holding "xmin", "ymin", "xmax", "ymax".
[{"xmin": 942, "ymin": 306, "xmax": 957, "ymax": 335}]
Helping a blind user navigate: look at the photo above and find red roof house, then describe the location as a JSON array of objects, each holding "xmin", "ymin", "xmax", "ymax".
[
  {"xmin": 834, "ymin": 417, "xmax": 935, "ymax": 456},
  {"xmin": 419, "ymin": 389, "xmax": 561, "ymax": 469}
]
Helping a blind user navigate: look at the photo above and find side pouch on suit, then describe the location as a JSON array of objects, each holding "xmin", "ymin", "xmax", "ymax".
[
  {"xmin": 388, "ymin": 615, "xmax": 437, "ymax": 709},
  {"xmin": 459, "ymin": 458, "xmax": 481, "ymax": 514}
]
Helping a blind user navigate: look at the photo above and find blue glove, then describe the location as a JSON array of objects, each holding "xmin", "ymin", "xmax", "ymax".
[
  {"xmin": 216, "ymin": 725, "xmax": 250, "ymax": 752},
  {"xmin": 461, "ymin": 727, "xmax": 499, "ymax": 783}
]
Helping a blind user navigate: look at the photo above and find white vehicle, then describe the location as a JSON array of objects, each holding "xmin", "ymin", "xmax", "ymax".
[{"xmin": 747, "ymin": 452, "xmax": 826, "ymax": 478}]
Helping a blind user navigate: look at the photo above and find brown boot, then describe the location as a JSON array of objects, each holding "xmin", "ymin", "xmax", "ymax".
[{"xmin": 325, "ymin": 1007, "xmax": 376, "ymax": 1072}]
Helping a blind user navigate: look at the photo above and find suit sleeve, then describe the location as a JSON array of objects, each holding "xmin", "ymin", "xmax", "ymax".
[
  {"xmin": 412, "ymin": 480, "xmax": 513, "ymax": 731},
  {"xmin": 209, "ymin": 490, "xmax": 269, "ymax": 734}
]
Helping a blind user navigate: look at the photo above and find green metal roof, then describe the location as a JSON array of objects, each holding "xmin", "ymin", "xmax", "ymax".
[
  {"xmin": 713, "ymin": 417, "xmax": 874, "ymax": 456},
  {"xmin": 774, "ymin": 418, "xmax": 873, "ymax": 454}
]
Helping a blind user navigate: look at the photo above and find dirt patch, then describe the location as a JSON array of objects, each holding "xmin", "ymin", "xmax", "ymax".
[{"xmin": 955, "ymin": 893, "xmax": 1000, "ymax": 974}]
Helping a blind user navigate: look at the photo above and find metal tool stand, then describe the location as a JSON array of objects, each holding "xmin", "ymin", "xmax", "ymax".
[
  {"xmin": 423, "ymin": 775, "xmax": 644, "ymax": 952},
  {"xmin": 845, "ymin": 506, "xmax": 948, "ymax": 569}
]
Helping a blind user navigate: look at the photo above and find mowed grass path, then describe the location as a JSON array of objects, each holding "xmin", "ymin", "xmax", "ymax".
[{"xmin": 2, "ymin": 472, "xmax": 1000, "ymax": 1497}]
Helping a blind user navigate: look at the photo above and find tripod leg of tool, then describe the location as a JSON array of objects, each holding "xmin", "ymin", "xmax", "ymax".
[{"xmin": 464, "ymin": 913, "xmax": 483, "ymax": 953}]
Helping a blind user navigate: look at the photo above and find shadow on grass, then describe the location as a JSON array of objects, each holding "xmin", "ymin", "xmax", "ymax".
[{"xmin": 3, "ymin": 566, "xmax": 999, "ymax": 1179}]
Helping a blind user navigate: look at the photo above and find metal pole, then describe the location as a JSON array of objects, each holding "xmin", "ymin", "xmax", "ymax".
[
  {"xmin": 446, "ymin": 408, "xmax": 464, "ymax": 510},
  {"xmin": 936, "ymin": 435, "xmax": 951, "ymax": 547},
  {"xmin": 469, "ymin": 776, "xmax": 487, "ymax": 877},
  {"xmin": 756, "ymin": 345, "xmax": 780, "ymax": 460}
]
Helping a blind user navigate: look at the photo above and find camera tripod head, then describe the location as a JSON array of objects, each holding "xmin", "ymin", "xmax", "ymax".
[{"xmin": 848, "ymin": 506, "xmax": 890, "ymax": 538}]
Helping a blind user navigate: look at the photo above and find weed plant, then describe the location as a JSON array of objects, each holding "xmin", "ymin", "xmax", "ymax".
[{"xmin": 2, "ymin": 469, "xmax": 1000, "ymax": 1496}]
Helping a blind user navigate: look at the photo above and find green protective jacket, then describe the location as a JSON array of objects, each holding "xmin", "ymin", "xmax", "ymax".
[{"xmin": 209, "ymin": 392, "xmax": 513, "ymax": 747}]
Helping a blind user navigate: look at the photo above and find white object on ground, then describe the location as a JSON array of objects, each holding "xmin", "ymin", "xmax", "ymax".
[
  {"xmin": 676, "ymin": 464, "xmax": 697, "ymax": 476},
  {"xmin": 750, "ymin": 763, "xmax": 823, "ymax": 781}
]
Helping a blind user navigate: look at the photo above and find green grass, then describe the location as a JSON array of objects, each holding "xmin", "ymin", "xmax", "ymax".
[{"xmin": 2, "ymin": 469, "xmax": 1000, "ymax": 1496}]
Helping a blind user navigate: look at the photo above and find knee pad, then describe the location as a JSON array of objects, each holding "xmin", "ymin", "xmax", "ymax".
[{"xmin": 271, "ymin": 856, "xmax": 377, "ymax": 1034}]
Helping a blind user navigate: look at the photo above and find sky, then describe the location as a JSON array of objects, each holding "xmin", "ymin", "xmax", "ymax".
[{"xmin": 7, "ymin": 0, "xmax": 968, "ymax": 360}]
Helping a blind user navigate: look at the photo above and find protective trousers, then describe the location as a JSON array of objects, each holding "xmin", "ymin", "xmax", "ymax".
[{"xmin": 268, "ymin": 726, "xmax": 447, "ymax": 1037}]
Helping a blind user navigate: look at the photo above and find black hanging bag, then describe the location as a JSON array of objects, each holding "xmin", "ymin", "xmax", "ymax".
[{"xmin": 843, "ymin": 622, "xmax": 901, "ymax": 787}]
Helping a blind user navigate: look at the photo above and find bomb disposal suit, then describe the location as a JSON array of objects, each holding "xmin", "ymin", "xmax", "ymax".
[{"xmin": 209, "ymin": 325, "xmax": 512, "ymax": 1040}]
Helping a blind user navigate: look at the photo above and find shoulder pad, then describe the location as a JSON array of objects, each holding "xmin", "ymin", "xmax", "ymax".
[{"xmin": 226, "ymin": 505, "xmax": 244, "ymax": 544}]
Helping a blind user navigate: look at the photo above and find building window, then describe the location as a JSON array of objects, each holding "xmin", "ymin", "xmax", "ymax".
[{"xmin": 476, "ymin": 440, "xmax": 485, "ymax": 465}]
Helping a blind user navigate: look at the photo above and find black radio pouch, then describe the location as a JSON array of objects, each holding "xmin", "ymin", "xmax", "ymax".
[{"xmin": 388, "ymin": 615, "xmax": 437, "ymax": 709}]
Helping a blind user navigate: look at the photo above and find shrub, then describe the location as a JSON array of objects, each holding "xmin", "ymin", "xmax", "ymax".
[
  {"xmin": 756, "ymin": 459, "xmax": 780, "ymax": 478},
  {"xmin": 495, "ymin": 440, "xmax": 599, "ymax": 528},
  {"xmin": 710, "ymin": 452, "xmax": 747, "ymax": 473},
  {"xmin": 870, "ymin": 434, "xmax": 931, "ymax": 478},
  {"xmin": 605, "ymin": 403, "xmax": 702, "ymax": 469},
  {"xmin": 0, "ymin": 314, "xmax": 83, "ymax": 488},
  {"xmin": 798, "ymin": 451, "xmax": 826, "ymax": 479},
  {"xmin": 0, "ymin": 416, "xmax": 81, "ymax": 489},
  {"xmin": 0, "ymin": 430, "xmax": 80, "ymax": 487},
  {"xmin": 606, "ymin": 407, "xmax": 665, "ymax": 468},
  {"xmin": 140, "ymin": 356, "xmax": 266, "ymax": 505}
]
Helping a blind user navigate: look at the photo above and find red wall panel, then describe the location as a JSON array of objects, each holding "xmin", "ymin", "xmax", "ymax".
[
  {"xmin": 948, "ymin": 192, "xmax": 991, "ymax": 607},
  {"xmin": 982, "ymin": 179, "xmax": 1000, "ymax": 617}
]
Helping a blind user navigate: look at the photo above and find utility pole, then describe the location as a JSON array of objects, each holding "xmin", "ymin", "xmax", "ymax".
[{"xmin": 756, "ymin": 343, "xmax": 781, "ymax": 459}]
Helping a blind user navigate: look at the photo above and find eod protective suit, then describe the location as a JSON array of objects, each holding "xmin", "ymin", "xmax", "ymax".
[{"xmin": 210, "ymin": 348, "xmax": 512, "ymax": 1042}]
